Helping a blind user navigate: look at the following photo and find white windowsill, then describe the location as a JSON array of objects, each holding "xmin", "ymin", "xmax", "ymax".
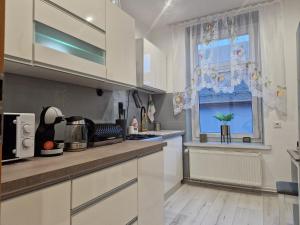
[{"xmin": 184, "ymin": 141, "xmax": 272, "ymax": 150}]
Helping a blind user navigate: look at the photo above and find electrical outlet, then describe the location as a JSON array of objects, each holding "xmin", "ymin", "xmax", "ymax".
[{"xmin": 273, "ymin": 121, "xmax": 282, "ymax": 128}]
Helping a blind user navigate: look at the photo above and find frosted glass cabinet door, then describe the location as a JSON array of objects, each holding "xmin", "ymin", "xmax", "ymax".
[
  {"xmin": 1, "ymin": 182, "xmax": 71, "ymax": 225},
  {"xmin": 34, "ymin": 0, "xmax": 106, "ymax": 78},
  {"xmin": 106, "ymin": 0, "xmax": 136, "ymax": 86},
  {"xmin": 48, "ymin": 0, "xmax": 106, "ymax": 30},
  {"xmin": 138, "ymin": 151, "xmax": 164, "ymax": 225},
  {"xmin": 5, "ymin": 0, "xmax": 33, "ymax": 61}
]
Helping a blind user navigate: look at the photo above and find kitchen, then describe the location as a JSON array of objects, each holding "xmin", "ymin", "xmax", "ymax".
[{"xmin": 0, "ymin": 0, "xmax": 300, "ymax": 225}]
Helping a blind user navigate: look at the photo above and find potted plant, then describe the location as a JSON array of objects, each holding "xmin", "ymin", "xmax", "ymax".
[{"xmin": 214, "ymin": 113, "xmax": 234, "ymax": 143}]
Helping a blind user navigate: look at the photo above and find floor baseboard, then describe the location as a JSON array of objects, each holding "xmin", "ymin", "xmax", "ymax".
[
  {"xmin": 164, "ymin": 182, "xmax": 183, "ymax": 200},
  {"xmin": 183, "ymin": 178, "xmax": 277, "ymax": 195}
]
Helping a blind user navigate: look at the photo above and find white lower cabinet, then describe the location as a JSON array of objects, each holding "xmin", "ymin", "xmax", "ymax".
[
  {"xmin": 1, "ymin": 152, "xmax": 165, "ymax": 225},
  {"xmin": 138, "ymin": 151, "xmax": 164, "ymax": 225},
  {"xmin": 72, "ymin": 183, "xmax": 138, "ymax": 225},
  {"xmin": 164, "ymin": 136, "xmax": 183, "ymax": 194},
  {"xmin": 1, "ymin": 182, "xmax": 71, "ymax": 225},
  {"xmin": 72, "ymin": 159, "xmax": 137, "ymax": 208}
]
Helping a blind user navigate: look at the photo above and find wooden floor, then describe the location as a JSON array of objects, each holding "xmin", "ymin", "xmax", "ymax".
[{"xmin": 165, "ymin": 184, "xmax": 295, "ymax": 225}]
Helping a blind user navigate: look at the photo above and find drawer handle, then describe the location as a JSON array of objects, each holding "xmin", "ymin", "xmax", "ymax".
[{"xmin": 72, "ymin": 178, "xmax": 138, "ymax": 215}]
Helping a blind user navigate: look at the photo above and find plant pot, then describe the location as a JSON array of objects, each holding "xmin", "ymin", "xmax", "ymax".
[
  {"xmin": 221, "ymin": 125, "xmax": 229, "ymax": 135},
  {"xmin": 220, "ymin": 125, "xmax": 231, "ymax": 143}
]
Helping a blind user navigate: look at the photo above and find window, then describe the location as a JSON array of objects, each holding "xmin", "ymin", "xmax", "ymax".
[{"xmin": 197, "ymin": 34, "xmax": 263, "ymax": 141}]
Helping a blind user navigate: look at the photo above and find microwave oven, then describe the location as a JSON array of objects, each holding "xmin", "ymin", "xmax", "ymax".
[{"xmin": 3, "ymin": 113, "xmax": 35, "ymax": 162}]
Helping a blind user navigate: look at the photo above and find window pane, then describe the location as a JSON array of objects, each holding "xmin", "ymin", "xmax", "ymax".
[
  {"xmin": 199, "ymin": 81, "xmax": 253, "ymax": 134},
  {"xmin": 198, "ymin": 33, "xmax": 255, "ymax": 135}
]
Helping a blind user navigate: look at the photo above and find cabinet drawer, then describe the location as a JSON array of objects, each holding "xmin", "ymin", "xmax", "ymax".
[
  {"xmin": 72, "ymin": 183, "xmax": 138, "ymax": 225},
  {"xmin": 35, "ymin": 0, "xmax": 105, "ymax": 50},
  {"xmin": 1, "ymin": 182, "xmax": 71, "ymax": 225},
  {"xmin": 72, "ymin": 159, "xmax": 137, "ymax": 209},
  {"xmin": 47, "ymin": 0, "xmax": 106, "ymax": 30}
]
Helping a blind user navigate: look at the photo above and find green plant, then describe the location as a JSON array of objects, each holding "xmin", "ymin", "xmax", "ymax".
[{"xmin": 214, "ymin": 113, "xmax": 234, "ymax": 125}]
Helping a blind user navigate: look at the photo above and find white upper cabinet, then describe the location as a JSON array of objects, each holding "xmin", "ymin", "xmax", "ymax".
[
  {"xmin": 137, "ymin": 38, "xmax": 167, "ymax": 92},
  {"xmin": 4, "ymin": 0, "xmax": 138, "ymax": 88},
  {"xmin": 106, "ymin": 0, "xmax": 136, "ymax": 86},
  {"xmin": 47, "ymin": 0, "xmax": 106, "ymax": 30},
  {"xmin": 5, "ymin": 0, "xmax": 33, "ymax": 61},
  {"xmin": 33, "ymin": 0, "xmax": 106, "ymax": 78}
]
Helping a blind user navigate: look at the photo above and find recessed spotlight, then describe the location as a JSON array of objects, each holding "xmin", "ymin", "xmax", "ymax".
[
  {"xmin": 86, "ymin": 16, "xmax": 93, "ymax": 22},
  {"xmin": 165, "ymin": 0, "xmax": 172, "ymax": 8}
]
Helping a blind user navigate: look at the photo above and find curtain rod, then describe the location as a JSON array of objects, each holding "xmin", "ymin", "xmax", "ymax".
[{"xmin": 171, "ymin": 0, "xmax": 278, "ymax": 27}]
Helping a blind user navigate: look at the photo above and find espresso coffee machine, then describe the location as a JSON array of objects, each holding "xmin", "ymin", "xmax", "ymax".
[{"xmin": 35, "ymin": 106, "xmax": 64, "ymax": 156}]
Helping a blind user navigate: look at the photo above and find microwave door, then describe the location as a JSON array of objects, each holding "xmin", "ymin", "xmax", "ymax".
[{"xmin": 3, "ymin": 115, "xmax": 17, "ymax": 160}]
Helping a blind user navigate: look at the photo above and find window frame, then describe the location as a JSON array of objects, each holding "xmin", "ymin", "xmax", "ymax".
[{"xmin": 188, "ymin": 31, "xmax": 264, "ymax": 143}]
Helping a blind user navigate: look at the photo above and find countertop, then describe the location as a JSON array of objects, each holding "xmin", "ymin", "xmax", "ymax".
[
  {"xmin": 1, "ymin": 140, "xmax": 167, "ymax": 200},
  {"xmin": 138, "ymin": 130, "xmax": 185, "ymax": 139}
]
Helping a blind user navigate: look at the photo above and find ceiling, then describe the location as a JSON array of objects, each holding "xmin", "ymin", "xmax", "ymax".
[{"xmin": 122, "ymin": 0, "xmax": 266, "ymax": 29}]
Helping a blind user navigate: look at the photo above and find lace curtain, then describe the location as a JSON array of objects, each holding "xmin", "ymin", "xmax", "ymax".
[{"xmin": 179, "ymin": 3, "xmax": 287, "ymax": 119}]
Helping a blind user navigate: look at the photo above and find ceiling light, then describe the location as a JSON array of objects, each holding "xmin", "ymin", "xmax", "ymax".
[
  {"xmin": 165, "ymin": 0, "xmax": 172, "ymax": 8},
  {"xmin": 86, "ymin": 16, "xmax": 93, "ymax": 22}
]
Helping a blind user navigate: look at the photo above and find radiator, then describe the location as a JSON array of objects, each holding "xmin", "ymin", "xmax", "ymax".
[{"xmin": 189, "ymin": 149, "xmax": 262, "ymax": 187}]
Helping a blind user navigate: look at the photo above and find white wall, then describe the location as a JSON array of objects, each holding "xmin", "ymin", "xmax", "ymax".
[
  {"xmin": 261, "ymin": 0, "xmax": 300, "ymax": 190},
  {"xmin": 146, "ymin": 0, "xmax": 300, "ymax": 190}
]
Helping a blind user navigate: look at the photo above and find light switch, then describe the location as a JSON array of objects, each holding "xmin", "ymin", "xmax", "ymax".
[{"xmin": 273, "ymin": 121, "xmax": 282, "ymax": 128}]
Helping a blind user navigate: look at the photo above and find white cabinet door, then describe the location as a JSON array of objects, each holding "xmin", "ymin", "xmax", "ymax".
[
  {"xmin": 72, "ymin": 183, "xmax": 138, "ymax": 225},
  {"xmin": 34, "ymin": 0, "xmax": 106, "ymax": 78},
  {"xmin": 157, "ymin": 51, "xmax": 167, "ymax": 91},
  {"xmin": 34, "ymin": 0, "xmax": 105, "ymax": 50},
  {"xmin": 143, "ymin": 39, "xmax": 157, "ymax": 88},
  {"xmin": 48, "ymin": 0, "xmax": 106, "ymax": 30},
  {"xmin": 164, "ymin": 136, "xmax": 183, "ymax": 194},
  {"xmin": 138, "ymin": 151, "xmax": 164, "ymax": 225},
  {"xmin": 5, "ymin": 0, "xmax": 33, "ymax": 61},
  {"xmin": 137, "ymin": 38, "xmax": 167, "ymax": 92},
  {"xmin": 1, "ymin": 182, "xmax": 71, "ymax": 225},
  {"xmin": 106, "ymin": 0, "xmax": 136, "ymax": 86}
]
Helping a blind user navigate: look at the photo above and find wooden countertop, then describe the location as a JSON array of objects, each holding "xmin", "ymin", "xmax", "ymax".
[
  {"xmin": 1, "ymin": 141, "xmax": 166, "ymax": 200},
  {"xmin": 138, "ymin": 130, "xmax": 185, "ymax": 139}
]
